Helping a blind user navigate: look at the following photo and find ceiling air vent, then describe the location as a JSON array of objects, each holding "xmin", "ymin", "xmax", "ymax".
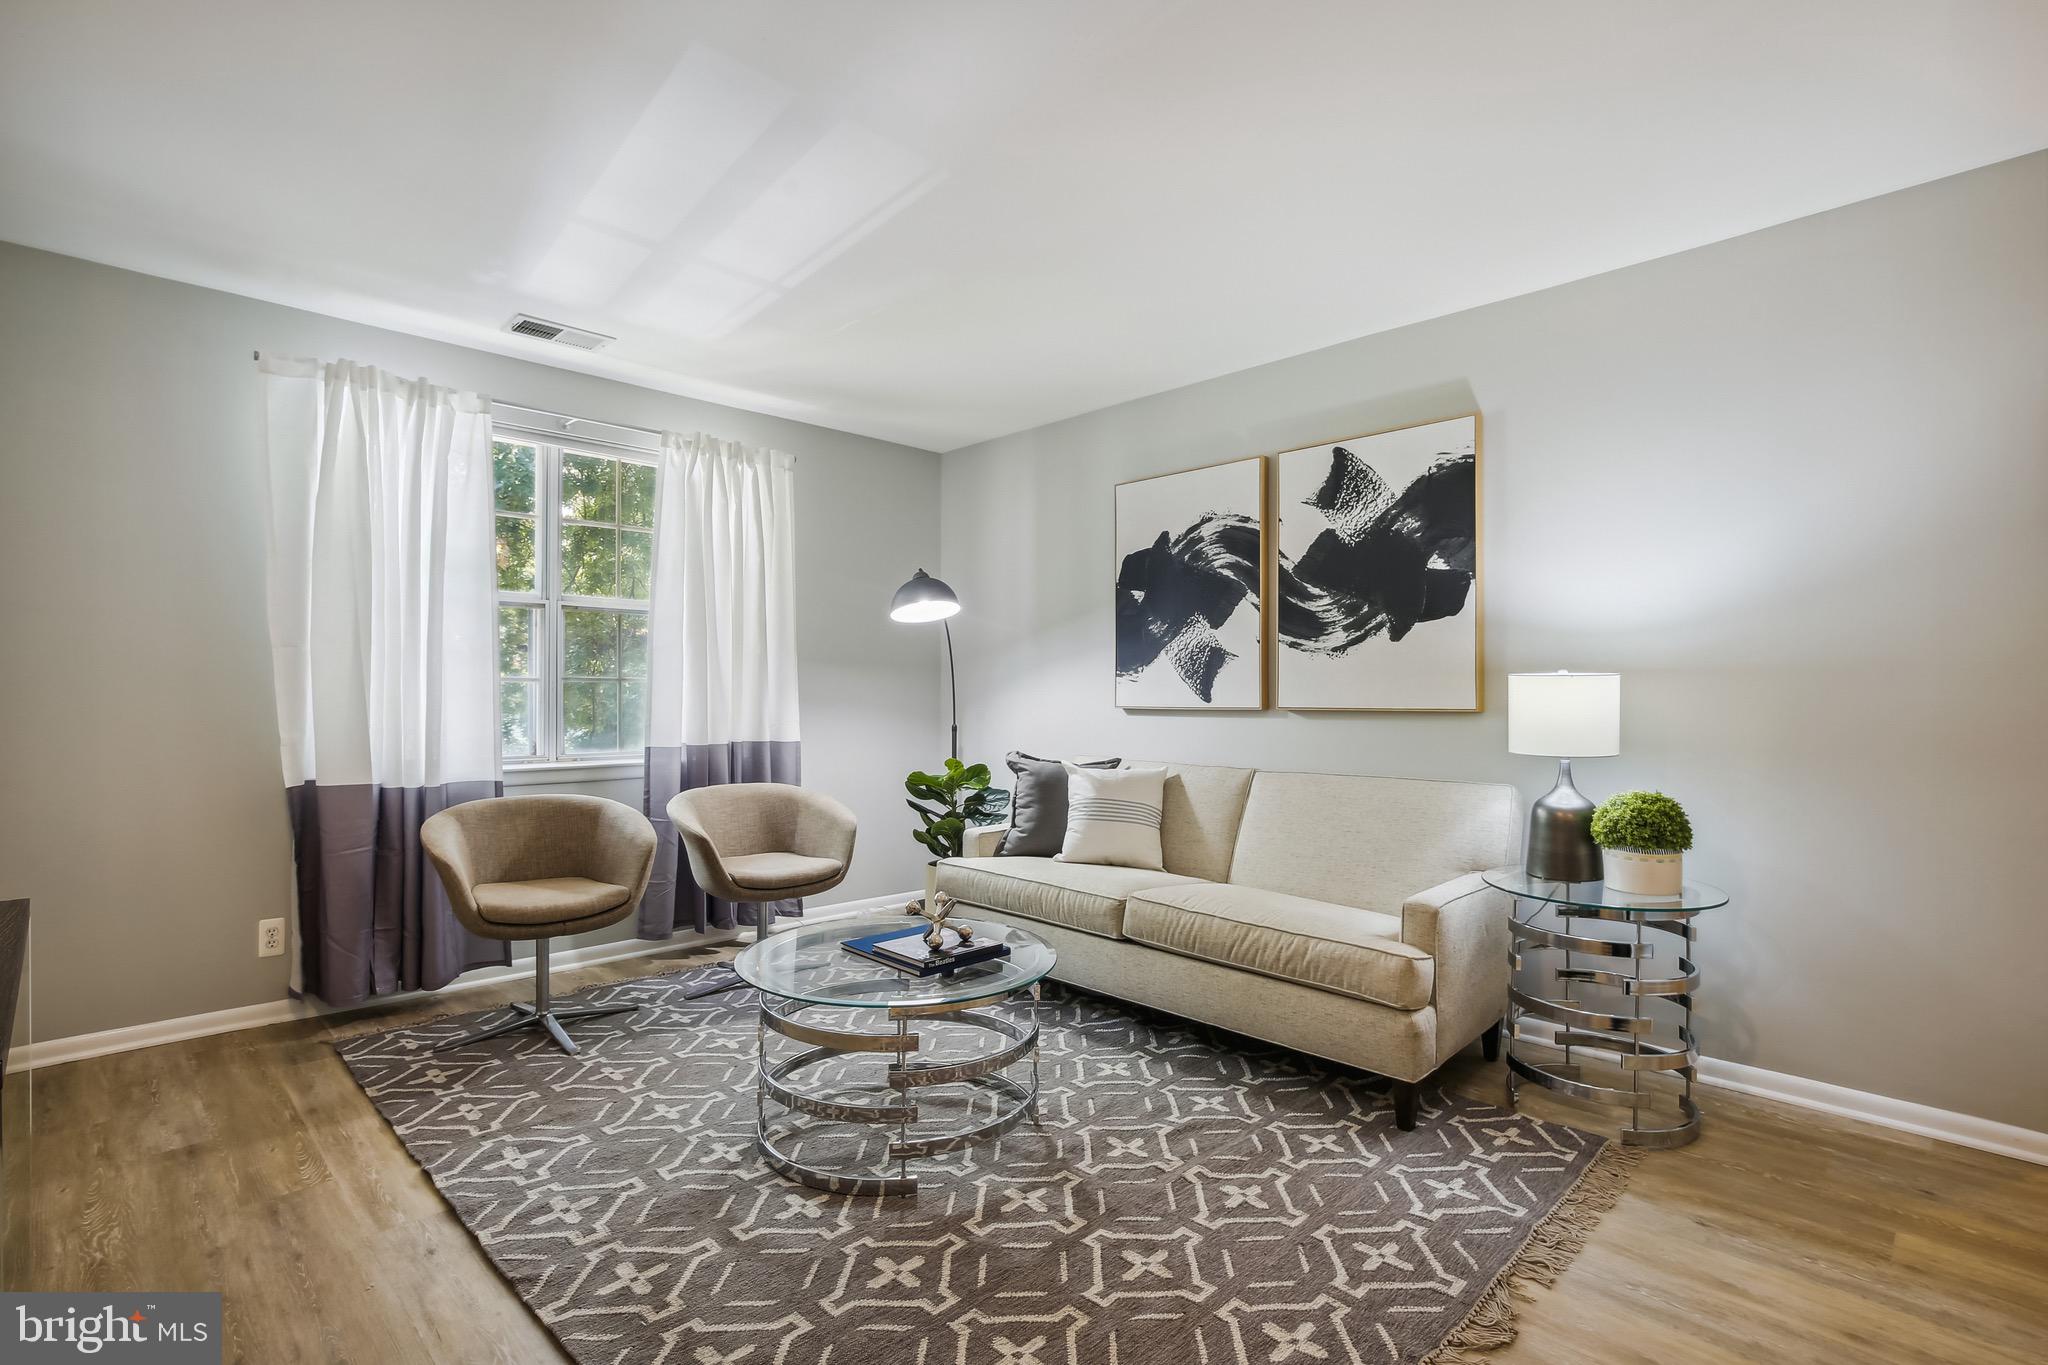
[{"xmin": 505, "ymin": 314, "xmax": 615, "ymax": 351}]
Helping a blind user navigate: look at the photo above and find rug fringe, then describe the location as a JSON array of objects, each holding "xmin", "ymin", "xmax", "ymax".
[{"xmin": 1421, "ymin": 1141, "xmax": 1642, "ymax": 1363}]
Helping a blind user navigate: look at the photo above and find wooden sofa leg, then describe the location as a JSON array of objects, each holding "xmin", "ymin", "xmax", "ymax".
[
  {"xmin": 1392, "ymin": 1081, "xmax": 1419, "ymax": 1131},
  {"xmin": 1481, "ymin": 1017, "xmax": 1502, "ymax": 1062}
]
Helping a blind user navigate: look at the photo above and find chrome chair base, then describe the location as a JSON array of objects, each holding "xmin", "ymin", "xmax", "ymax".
[
  {"xmin": 432, "ymin": 933, "xmax": 637, "ymax": 1055},
  {"xmin": 434, "ymin": 1000, "xmax": 638, "ymax": 1054},
  {"xmin": 682, "ymin": 914, "xmax": 785, "ymax": 999},
  {"xmin": 682, "ymin": 970, "xmax": 746, "ymax": 1000}
]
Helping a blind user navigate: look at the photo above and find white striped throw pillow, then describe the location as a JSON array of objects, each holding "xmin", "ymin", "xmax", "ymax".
[{"xmin": 1056, "ymin": 762, "xmax": 1167, "ymax": 869}]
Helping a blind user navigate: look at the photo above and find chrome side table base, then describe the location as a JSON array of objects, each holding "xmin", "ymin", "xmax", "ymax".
[
  {"xmin": 1503, "ymin": 891, "xmax": 1705, "ymax": 1148},
  {"xmin": 753, "ymin": 986, "xmax": 1041, "ymax": 1195}
]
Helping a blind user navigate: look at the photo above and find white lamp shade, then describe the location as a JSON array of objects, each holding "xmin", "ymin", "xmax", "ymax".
[{"xmin": 1507, "ymin": 672, "xmax": 1620, "ymax": 757}]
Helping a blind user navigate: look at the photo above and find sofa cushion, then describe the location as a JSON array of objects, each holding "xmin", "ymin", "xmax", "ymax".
[
  {"xmin": 1228, "ymin": 770, "xmax": 1518, "ymax": 913},
  {"xmin": 937, "ymin": 857, "xmax": 1201, "ymax": 938},
  {"xmin": 474, "ymin": 877, "xmax": 632, "ymax": 927},
  {"xmin": 1124, "ymin": 882, "xmax": 1435, "ymax": 1010},
  {"xmin": 1131, "ymin": 760, "xmax": 1255, "ymax": 882}
]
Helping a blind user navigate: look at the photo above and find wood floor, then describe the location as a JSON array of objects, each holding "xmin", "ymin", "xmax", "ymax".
[{"xmin": 21, "ymin": 949, "xmax": 2048, "ymax": 1364}]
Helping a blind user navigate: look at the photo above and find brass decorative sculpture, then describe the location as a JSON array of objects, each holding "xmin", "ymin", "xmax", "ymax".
[{"xmin": 905, "ymin": 891, "xmax": 975, "ymax": 950}]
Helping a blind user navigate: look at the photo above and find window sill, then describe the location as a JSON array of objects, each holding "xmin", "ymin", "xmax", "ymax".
[{"xmin": 503, "ymin": 758, "xmax": 646, "ymax": 788}]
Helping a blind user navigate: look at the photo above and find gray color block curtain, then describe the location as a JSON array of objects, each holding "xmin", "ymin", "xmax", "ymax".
[
  {"xmin": 261, "ymin": 357, "xmax": 507, "ymax": 1005},
  {"xmin": 286, "ymin": 781, "xmax": 503, "ymax": 1002},
  {"xmin": 638, "ymin": 433, "xmax": 802, "ymax": 937}
]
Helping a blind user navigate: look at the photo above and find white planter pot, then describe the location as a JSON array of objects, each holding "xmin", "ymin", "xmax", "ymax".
[
  {"xmin": 1603, "ymin": 848, "xmax": 1683, "ymax": 898},
  {"xmin": 924, "ymin": 860, "xmax": 940, "ymax": 909}
]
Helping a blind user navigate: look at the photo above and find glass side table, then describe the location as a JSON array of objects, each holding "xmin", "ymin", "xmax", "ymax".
[
  {"xmin": 1483, "ymin": 869, "xmax": 1727, "ymax": 1149},
  {"xmin": 733, "ymin": 911, "xmax": 1057, "ymax": 1196}
]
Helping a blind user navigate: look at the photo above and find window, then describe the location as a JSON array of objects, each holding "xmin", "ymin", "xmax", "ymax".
[{"xmin": 493, "ymin": 437, "xmax": 656, "ymax": 762}]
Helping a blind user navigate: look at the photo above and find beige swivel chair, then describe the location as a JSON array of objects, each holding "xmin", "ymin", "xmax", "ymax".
[
  {"xmin": 665, "ymin": 783, "xmax": 857, "ymax": 998},
  {"xmin": 421, "ymin": 794, "xmax": 658, "ymax": 1054}
]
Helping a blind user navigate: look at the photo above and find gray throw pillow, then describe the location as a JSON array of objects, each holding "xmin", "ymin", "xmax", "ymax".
[{"xmin": 997, "ymin": 752, "xmax": 1120, "ymax": 856}]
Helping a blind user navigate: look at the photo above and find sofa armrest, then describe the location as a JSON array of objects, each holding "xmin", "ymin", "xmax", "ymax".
[
  {"xmin": 1399, "ymin": 871, "xmax": 1496, "ymax": 955},
  {"xmin": 962, "ymin": 824, "xmax": 1008, "ymax": 858},
  {"xmin": 1400, "ymin": 871, "xmax": 1512, "ymax": 1063}
]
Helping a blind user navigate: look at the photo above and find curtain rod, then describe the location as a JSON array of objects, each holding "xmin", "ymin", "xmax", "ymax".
[
  {"xmin": 490, "ymin": 400, "xmax": 666, "ymax": 443},
  {"xmin": 254, "ymin": 351, "xmax": 668, "ymax": 445}
]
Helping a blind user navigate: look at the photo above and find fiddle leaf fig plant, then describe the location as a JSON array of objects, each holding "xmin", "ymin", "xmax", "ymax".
[
  {"xmin": 906, "ymin": 758, "xmax": 1012, "ymax": 860},
  {"xmin": 1590, "ymin": 790, "xmax": 1693, "ymax": 852}
]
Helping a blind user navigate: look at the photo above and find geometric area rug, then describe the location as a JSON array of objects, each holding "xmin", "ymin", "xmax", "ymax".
[{"xmin": 336, "ymin": 967, "xmax": 1635, "ymax": 1365}]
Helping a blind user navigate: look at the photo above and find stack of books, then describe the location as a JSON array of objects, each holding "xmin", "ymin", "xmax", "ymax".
[{"xmin": 841, "ymin": 925, "xmax": 1010, "ymax": 977}]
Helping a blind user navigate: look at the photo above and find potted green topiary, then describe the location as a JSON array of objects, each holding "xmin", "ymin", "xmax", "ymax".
[{"xmin": 1590, "ymin": 791, "xmax": 1693, "ymax": 897}]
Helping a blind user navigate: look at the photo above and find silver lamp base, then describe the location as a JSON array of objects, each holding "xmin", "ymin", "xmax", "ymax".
[{"xmin": 1525, "ymin": 758, "xmax": 1604, "ymax": 883}]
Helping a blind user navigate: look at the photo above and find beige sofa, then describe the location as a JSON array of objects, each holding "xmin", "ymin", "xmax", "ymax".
[{"xmin": 938, "ymin": 762, "xmax": 1519, "ymax": 1128}]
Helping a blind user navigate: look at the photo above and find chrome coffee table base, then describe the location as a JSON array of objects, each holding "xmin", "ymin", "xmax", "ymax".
[
  {"xmin": 1490, "ymin": 872, "xmax": 1723, "ymax": 1150},
  {"xmin": 753, "ymin": 987, "xmax": 1041, "ymax": 1196}
]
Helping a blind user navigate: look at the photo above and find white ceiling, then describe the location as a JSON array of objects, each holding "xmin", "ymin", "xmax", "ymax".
[{"xmin": 3, "ymin": 2, "xmax": 2045, "ymax": 451}]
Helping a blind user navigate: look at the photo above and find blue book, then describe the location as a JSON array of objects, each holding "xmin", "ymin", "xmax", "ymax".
[{"xmin": 841, "ymin": 926, "xmax": 1011, "ymax": 976}]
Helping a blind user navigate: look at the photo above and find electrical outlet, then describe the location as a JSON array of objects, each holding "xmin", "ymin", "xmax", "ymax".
[{"xmin": 258, "ymin": 917, "xmax": 285, "ymax": 958}]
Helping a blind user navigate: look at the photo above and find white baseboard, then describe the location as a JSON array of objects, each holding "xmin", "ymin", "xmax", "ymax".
[
  {"xmin": 1514, "ymin": 1020, "xmax": 2048, "ymax": 1167},
  {"xmin": 6, "ymin": 888, "xmax": 919, "ymax": 1075}
]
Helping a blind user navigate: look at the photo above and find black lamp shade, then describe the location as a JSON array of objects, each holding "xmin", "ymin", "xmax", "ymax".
[{"xmin": 890, "ymin": 569, "xmax": 961, "ymax": 623}]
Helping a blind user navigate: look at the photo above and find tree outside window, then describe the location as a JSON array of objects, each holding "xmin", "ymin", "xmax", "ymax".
[{"xmin": 493, "ymin": 438, "xmax": 654, "ymax": 762}]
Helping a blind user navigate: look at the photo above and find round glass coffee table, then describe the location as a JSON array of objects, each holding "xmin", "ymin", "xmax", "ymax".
[
  {"xmin": 1484, "ymin": 869, "xmax": 1728, "ymax": 1148},
  {"xmin": 732, "ymin": 911, "xmax": 1056, "ymax": 1196}
]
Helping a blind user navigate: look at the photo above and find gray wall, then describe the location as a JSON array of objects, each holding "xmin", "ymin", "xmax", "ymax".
[
  {"xmin": 939, "ymin": 152, "xmax": 2048, "ymax": 1132},
  {"xmin": 0, "ymin": 244, "xmax": 941, "ymax": 1043}
]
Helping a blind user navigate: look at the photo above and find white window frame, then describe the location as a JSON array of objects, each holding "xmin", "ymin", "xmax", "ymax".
[{"xmin": 493, "ymin": 427, "xmax": 659, "ymax": 771}]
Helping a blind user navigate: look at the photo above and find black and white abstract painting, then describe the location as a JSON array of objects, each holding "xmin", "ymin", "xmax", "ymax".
[
  {"xmin": 1114, "ymin": 456, "xmax": 1266, "ymax": 708},
  {"xmin": 1274, "ymin": 415, "xmax": 1481, "ymax": 710}
]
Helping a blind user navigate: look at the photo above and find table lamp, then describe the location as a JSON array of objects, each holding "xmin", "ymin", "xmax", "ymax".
[{"xmin": 1508, "ymin": 671, "xmax": 1620, "ymax": 883}]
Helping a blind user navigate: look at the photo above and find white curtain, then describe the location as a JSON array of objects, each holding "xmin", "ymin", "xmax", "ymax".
[
  {"xmin": 641, "ymin": 431, "xmax": 802, "ymax": 936},
  {"xmin": 260, "ymin": 356, "xmax": 506, "ymax": 1004}
]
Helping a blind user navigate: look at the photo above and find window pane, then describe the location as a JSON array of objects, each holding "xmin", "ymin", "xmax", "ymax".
[
  {"xmin": 500, "ymin": 681, "xmax": 535, "ymax": 757},
  {"xmin": 563, "ymin": 608, "xmax": 618, "ymax": 676},
  {"xmin": 618, "ymin": 611, "xmax": 649, "ymax": 678},
  {"xmin": 493, "ymin": 441, "xmax": 537, "ymax": 514},
  {"xmin": 561, "ymin": 452, "xmax": 617, "ymax": 523},
  {"xmin": 620, "ymin": 462, "xmax": 656, "ymax": 528},
  {"xmin": 498, "ymin": 606, "xmax": 533, "ymax": 676},
  {"xmin": 561, "ymin": 524, "xmax": 618, "ymax": 596},
  {"xmin": 562, "ymin": 680, "xmax": 621, "ymax": 753},
  {"xmin": 496, "ymin": 515, "xmax": 536, "ymax": 592},
  {"xmin": 621, "ymin": 679, "xmax": 647, "ymax": 751},
  {"xmin": 619, "ymin": 529, "xmax": 652, "ymax": 599}
]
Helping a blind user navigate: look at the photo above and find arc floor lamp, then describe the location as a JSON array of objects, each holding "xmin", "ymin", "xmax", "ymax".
[{"xmin": 889, "ymin": 569, "xmax": 961, "ymax": 761}]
